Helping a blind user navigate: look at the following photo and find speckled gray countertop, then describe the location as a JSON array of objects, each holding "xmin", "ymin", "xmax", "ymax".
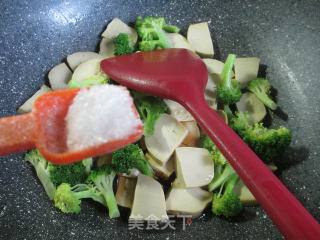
[{"xmin": 0, "ymin": 0, "xmax": 319, "ymax": 239}]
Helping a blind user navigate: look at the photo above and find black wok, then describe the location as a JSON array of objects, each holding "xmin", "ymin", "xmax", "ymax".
[{"xmin": 0, "ymin": 0, "xmax": 319, "ymax": 239}]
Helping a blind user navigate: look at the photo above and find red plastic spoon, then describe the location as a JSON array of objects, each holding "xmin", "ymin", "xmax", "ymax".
[
  {"xmin": 101, "ymin": 48, "xmax": 320, "ymax": 240},
  {"xmin": 0, "ymin": 87, "xmax": 143, "ymax": 164}
]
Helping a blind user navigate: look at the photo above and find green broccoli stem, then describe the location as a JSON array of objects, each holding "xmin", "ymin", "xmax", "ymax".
[
  {"xmin": 208, "ymin": 164, "xmax": 235, "ymax": 192},
  {"xmin": 224, "ymin": 173, "xmax": 240, "ymax": 194},
  {"xmin": 103, "ymin": 191, "xmax": 120, "ymax": 218},
  {"xmin": 136, "ymin": 159, "xmax": 153, "ymax": 177},
  {"xmin": 220, "ymin": 54, "xmax": 236, "ymax": 89},
  {"xmin": 163, "ymin": 24, "xmax": 179, "ymax": 33},
  {"xmin": 258, "ymin": 92, "xmax": 277, "ymax": 110}
]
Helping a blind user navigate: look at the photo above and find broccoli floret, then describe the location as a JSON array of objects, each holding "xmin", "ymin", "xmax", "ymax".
[
  {"xmin": 217, "ymin": 54, "xmax": 242, "ymax": 105},
  {"xmin": 247, "ymin": 78, "xmax": 277, "ymax": 110},
  {"xmin": 230, "ymin": 111, "xmax": 292, "ymax": 163},
  {"xmin": 132, "ymin": 91, "xmax": 168, "ymax": 137},
  {"xmin": 86, "ymin": 165, "xmax": 120, "ymax": 218},
  {"xmin": 113, "ymin": 33, "xmax": 135, "ymax": 56},
  {"xmin": 112, "ymin": 144, "xmax": 153, "ymax": 177},
  {"xmin": 135, "ymin": 16, "xmax": 179, "ymax": 51},
  {"xmin": 24, "ymin": 149, "xmax": 56, "ymax": 200},
  {"xmin": 54, "ymin": 183, "xmax": 105, "ymax": 214},
  {"xmin": 200, "ymin": 135, "xmax": 227, "ymax": 167},
  {"xmin": 212, "ymin": 173, "xmax": 243, "ymax": 218},
  {"xmin": 68, "ymin": 75, "xmax": 109, "ymax": 88}
]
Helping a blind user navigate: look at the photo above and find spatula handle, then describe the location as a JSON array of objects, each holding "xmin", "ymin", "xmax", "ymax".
[
  {"xmin": 0, "ymin": 113, "xmax": 37, "ymax": 156},
  {"xmin": 183, "ymin": 97, "xmax": 320, "ymax": 240}
]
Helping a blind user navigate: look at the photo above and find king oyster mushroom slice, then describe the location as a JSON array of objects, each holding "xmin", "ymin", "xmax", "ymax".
[
  {"xmin": 145, "ymin": 113, "xmax": 188, "ymax": 166},
  {"xmin": 215, "ymin": 110, "xmax": 228, "ymax": 124},
  {"xmin": 234, "ymin": 57, "xmax": 260, "ymax": 87},
  {"xmin": 236, "ymin": 92, "xmax": 267, "ymax": 123},
  {"xmin": 66, "ymin": 52, "xmax": 100, "ymax": 71},
  {"xmin": 166, "ymin": 187, "xmax": 213, "ymax": 218},
  {"xmin": 163, "ymin": 99, "xmax": 194, "ymax": 122},
  {"xmin": 187, "ymin": 22, "xmax": 214, "ymax": 57},
  {"xmin": 145, "ymin": 152, "xmax": 174, "ymax": 180},
  {"xmin": 99, "ymin": 38, "xmax": 115, "ymax": 58},
  {"xmin": 116, "ymin": 176, "xmax": 137, "ymax": 209},
  {"xmin": 129, "ymin": 174, "xmax": 168, "ymax": 222},
  {"xmin": 166, "ymin": 33, "xmax": 195, "ymax": 51},
  {"xmin": 181, "ymin": 121, "xmax": 200, "ymax": 147},
  {"xmin": 48, "ymin": 62, "xmax": 72, "ymax": 90},
  {"xmin": 173, "ymin": 147, "xmax": 214, "ymax": 188},
  {"xmin": 71, "ymin": 57, "xmax": 105, "ymax": 82},
  {"xmin": 18, "ymin": 85, "xmax": 51, "ymax": 114}
]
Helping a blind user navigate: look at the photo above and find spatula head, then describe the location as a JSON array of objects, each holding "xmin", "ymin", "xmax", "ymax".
[{"xmin": 100, "ymin": 48, "xmax": 208, "ymax": 102}]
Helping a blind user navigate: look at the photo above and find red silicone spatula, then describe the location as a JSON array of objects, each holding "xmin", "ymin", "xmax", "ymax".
[
  {"xmin": 101, "ymin": 48, "xmax": 320, "ymax": 239},
  {"xmin": 0, "ymin": 87, "xmax": 143, "ymax": 164}
]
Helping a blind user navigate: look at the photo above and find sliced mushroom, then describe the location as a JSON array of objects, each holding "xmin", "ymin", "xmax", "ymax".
[
  {"xmin": 129, "ymin": 174, "xmax": 168, "ymax": 221},
  {"xmin": 48, "ymin": 63, "xmax": 72, "ymax": 90},
  {"xmin": 166, "ymin": 187, "xmax": 213, "ymax": 218},
  {"xmin": 163, "ymin": 99, "xmax": 194, "ymax": 122},
  {"xmin": 71, "ymin": 57, "xmax": 104, "ymax": 82},
  {"xmin": 96, "ymin": 153, "xmax": 112, "ymax": 167},
  {"xmin": 236, "ymin": 92, "xmax": 266, "ymax": 123},
  {"xmin": 187, "ymin": 22, "xmax": 214, "ymax": 57},
  {"xmin": 101, "ymin": 18, "xmax": 138, "ymax": 44},
  {"xmin": 99, "ymin": 38, "xmax": 115, "ymax": 58},
  {"xmin": 145, "ymin": 152, "xmax": 174, "ymax": 180},
  {"xmin": 173, "ymin": 147, "xmax": 214, "ymax": 188},
  {"xmin": 234, "ymin": 57, "xmax": 260, "ymax": 87},
  {"xmin": 18, "ymin": 85, "xmax": 51, "ymax": 114},
  {"xmin": 145, "ymin": 113, "xmax": 188, "ymax": 166},
  {"xmin": 67, "ymin": 52, "xmax": 100, "ymax": 71},
  {"xmin": 166, "ymin": 33, "xmax": 195, "ymax": 51},
  {"xmin": 204, "ymin": 74, "xmax": 218, "ymax": 110},
  {"xmin": 116, "ymin": 176, "xmax": 137, "ymax": 208},
  {"xmin": 215, "ymin": 110, "xmax": 228, "ymax": 124},
  {"xmin": 181, "ymin": 121, "xmax": 200, "ymax": 147}
]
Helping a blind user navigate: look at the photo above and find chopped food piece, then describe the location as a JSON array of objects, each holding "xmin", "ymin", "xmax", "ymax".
[
  {"xmin": 101, "ymin": 18, "xmax": 138, "ymax": 44},
  {"xmin": 129, "ymin": 174, "xmax": 168, "ymax": 222},
  {"xmin": 166, "ymin": 33, "xmax": 195, "ymax": 51},
  {"xmin": 166, "ymin": 187, "xmax": 213, "ymax": 218},
  {"xmin": 99, "ymin": 38, "xmax": 115, "ymax": 58},
  {"xmin": 67, "ymin": 52, "xmax": 100, "ymax": 71},
  {"xmin": 145, "ymin": 114, "xmax": 188, "ymax": 166},
  {"xmin": 173, "ymin": 147, "xmax": 214, "ymax": 188},
  {"xmin": 65, "ymin": 85, "xmax": 142, "ymax": 152},
  {"xmin": 234, "ymin": 57, "xmax": 260, "ymax": 87},
  {"xmin": 116, "ymin": 176, "xmax": 137, "ymax": 208},
  {"xmin": 236, "ymin": 92, "xmax": 267, "ymax": 123},
  {"xmin": 145, "ymin": 152, "xmax": 174, "ymax": 180},
  {"xmin": 187, "ymin": 22, "xmax": 214, "ymax": 57},
  {"xmin": 163, "ymin": 99, "xmax": 194, "ymax": 122},
  {"xmin": 18, "ymin": 85, "xmax": 51, "ymax": 113},
  {"xmin": 113, "ymin": 33, "xmax": 135, "ymax": 56},
  {"xmin": 181, "ymin": 121, "xmax": 200, "ymax": 147},
  {"xmin": 48, "ymin": 63, "xmax": 72, "ymax": 90},
  {"xmin": 215, "ymin": 110, "xmax": 228, "ymax": 124}
]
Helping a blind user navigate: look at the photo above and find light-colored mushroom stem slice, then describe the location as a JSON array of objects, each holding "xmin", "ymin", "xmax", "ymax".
[
  {"xmin": 145, "ymin": 113, "xmax": 188, "ymax": 166},
  {"xmin": 187, "ymin": 22, "xmax": 214, "ymax": 57},
  {"xmin": 48, "ymin": 63, "xmax": 72, "ymax": 90},
  {"xmin": 204, "ymin": 74, "xmax": 218, "ymax": 109},
  {"xmin": 236, "ymin": 92, "xmax": 266, "ymax": 123},
  {"xmin": 99, "ymin": 38, "xmax": 115, "ymax": 58},
  {"xmin": 173, "ymin": 147, "xmax": 214, "ymax": 188},
  {"xmin": 129, "ymin": 174, "xmax": 168, "ymax": 222},
  {"xmin": 163, "ymin": 99, "xmax": 194, "ymax": 122},
  {"xmin": 166, "ymin": 33, "xmax": 195, "ymax": 51},
  {"xmin": 18, "ymin": 85, "xmax": 51, "ymax": 113},
  {"xmin": 101, "ymin": 18, "xmax": 138, "ymax": 44},
  {"xmin": 166, "ymin": 187, "xmax": 213, "ymax": 218},
  {"xmin": 116, "ymin": 176, "xmax": 137, "ymax": 209},
  {"xmin": 145, "ymin": 152, "xmax": 174, "ymax": 180},
  {"xmin": 96, "ymin": 153, "xmax": 112, "ymax": 167},
  {"xmin": 71, "ymin": 57, "xmax": 104, "ymax": 82},
  {"xmin": 121, "ymin": 168, "xmax": 140, "ymax": 178},
  {"xmin": 181, "ymin": 121, "xmax": 200, "ymax": 147},
  {"xmin": 234, "ymin": 57, "xmax": 260, "ymax": 87},
  {"xmin": 67, "ymin": 52, "xmax": 100, "ymax": 71},
  {"xmin": 215, "ymin": 110, "xmax": 228, "ymax": 124}
]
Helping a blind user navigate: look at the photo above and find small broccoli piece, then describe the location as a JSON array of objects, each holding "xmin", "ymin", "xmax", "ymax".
[
  {"xmin": 112, "ymin": 144, "xmax": 153, "ymax": 177},
  {"xmin": 132, "ymin": 91, "xmax": 168, "ymax": 137},
  {"xmin": 68, "ymin": 75, "xmax": 109, "ymax": 88},
  {"xmin": 135, "ymin": 16, "xmax": 179, "ymax": 51},
  {"xmin": 208, "ymin": 162, "xmax": 235, "ymax": 192},
  {"xmin": 24, "ymin": 149, "xmax": 56, "ymax": 200},
  {"xmin": 200, "ymin": 135, "xmax": 227, "ymax": 167},
  {"xmin": 82, "ymin": 158, "xmax": 93, "ymax": 174},
  {"xmin": 247, "ymin": 78, "xmax": 277, "ymax": 110},
  {"xmin": 86, "ymin": 165, "xmax": 120, "ymax": 218},
  {"xmin": 229, "ymin": 111, "xmax": 292, "ymax": 163},
  {"xmin": 212, "ymin": 173, "xmax": 243, "ymax": 218},
  {"xmin": 113, "ymin": 33, "xmax": 135, "ymax": 56},
  {"xmin": 54, "ymin": 183, "xmax": 105, "ymax": 214},
  {"xmin": 217, "ymin": 54, "xmax": 242, "ymax": 105}
]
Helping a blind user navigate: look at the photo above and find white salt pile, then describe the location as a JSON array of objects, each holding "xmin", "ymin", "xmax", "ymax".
[{"xmin": 65, "ymin": 85, "xmax": 142, "ymax": 151}]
